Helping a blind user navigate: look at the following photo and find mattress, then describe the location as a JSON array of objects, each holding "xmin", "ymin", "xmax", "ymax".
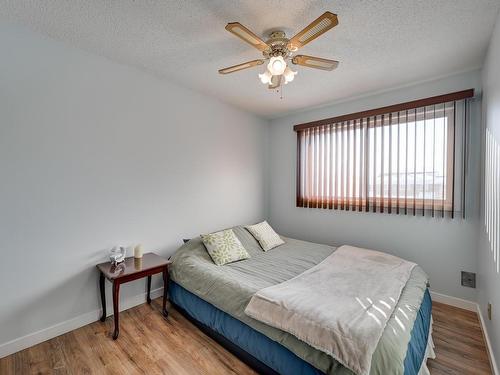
[{"xmin": 169, "ymin": 226, "xmax": 431, "ymax": 375}]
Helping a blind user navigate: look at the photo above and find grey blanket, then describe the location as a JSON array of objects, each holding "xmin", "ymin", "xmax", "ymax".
[{"xmin": 245, "ymin": 245, "xmax": 417, "ymax": 375}]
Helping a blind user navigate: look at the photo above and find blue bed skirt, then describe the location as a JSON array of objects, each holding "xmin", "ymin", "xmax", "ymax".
[{"xmin": 169, "ymin": 281, "xmax": 432, "ymax": 375}]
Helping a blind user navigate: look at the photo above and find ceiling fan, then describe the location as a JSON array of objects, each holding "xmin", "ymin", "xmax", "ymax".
[{"xmin": 218, "ymin": 12, "xmax": 339, "ymax": 89}]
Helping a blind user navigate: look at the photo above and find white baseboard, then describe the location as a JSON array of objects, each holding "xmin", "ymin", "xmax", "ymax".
[
  {"xmin": 430, "ymin": 290, "xmax": 477, "ymax": 311},
  {"xmin": 477, "ymin": 305, "xmax": 499, "ymax": 375},
  {"xmin": 0, "ymin": 287, "xmax": 164, "ymax": 359}
]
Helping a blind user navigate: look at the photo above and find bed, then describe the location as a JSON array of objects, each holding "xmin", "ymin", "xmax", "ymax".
[{"xmin": 169, "ymin": 226, "xmax": 434, "ymax": 375}]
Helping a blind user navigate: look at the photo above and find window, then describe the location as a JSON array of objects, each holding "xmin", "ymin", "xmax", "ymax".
[{"xmin": 295, "ymin": 90, "xmax": 473, "ymax": 217}]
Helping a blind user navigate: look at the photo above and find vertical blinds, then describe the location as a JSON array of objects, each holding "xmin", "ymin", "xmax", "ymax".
[
  {"xmin": 295, "ymin": 90, "xmax": 473, "ymax": 218},
  {"xmin": 485, "ymin": 128, "xmax": 500, "ymax": 272}
]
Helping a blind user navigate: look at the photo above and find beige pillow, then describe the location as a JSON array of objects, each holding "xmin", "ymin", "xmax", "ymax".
[
  {"xmin": 201, "ymin": 229, "xmax": 250, "ymax": 265},
  {"xmin": 245, "ymin": 221, "xmax": 284, "ymax": 251}
]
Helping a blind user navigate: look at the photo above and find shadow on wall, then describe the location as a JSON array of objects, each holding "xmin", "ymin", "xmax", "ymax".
[{"xmin": 0, "ymin": 247, "xmax": 158, "ymax": 347}]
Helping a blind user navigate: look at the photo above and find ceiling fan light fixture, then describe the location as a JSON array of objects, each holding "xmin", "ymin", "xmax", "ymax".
[
  {"xmin": 268, "ymin": 56, "xmax": 286, "ymax": 75},
  {"xmin": 219, "ymin": 12, "xmax": 340, "ymax": 92},
  {"xmin": 258, "ymin": 69, "xmax": 272, "ymax": 84}
]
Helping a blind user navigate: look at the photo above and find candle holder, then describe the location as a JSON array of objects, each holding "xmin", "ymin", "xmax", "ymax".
[{"xmin": 109, "ymin": 246, "xmax": 126, "ymax": 265}]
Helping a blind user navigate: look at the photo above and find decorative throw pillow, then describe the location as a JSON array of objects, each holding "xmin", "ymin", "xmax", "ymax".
[
  {"xmin": 245, "ymin": 221, "xmax": 284, "ymax": 251},
  {"xmin": 201, "ymin": 229, "xmax": 250, "ymax": 266}
]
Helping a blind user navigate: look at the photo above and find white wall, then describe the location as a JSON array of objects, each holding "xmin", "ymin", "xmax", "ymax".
[
  {"xmin": 269, "ymin": 70, "xmax": 482, "ymax": 302},
  {"xmin": 0, "ymin": 25, "xmax": 268, "ymax": 351},
  {"xmin": 479, "ymin": 10, "xmax": 500, "ymax": 372}
]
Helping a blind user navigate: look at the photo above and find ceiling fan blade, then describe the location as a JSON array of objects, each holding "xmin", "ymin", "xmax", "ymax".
[
  {"xmin": 218, "ymin": 59, "xmax": 265, "ymax": 74},
  {"xmin": 225, "ymin": 22, "xmax": 270, "ymax": 52},
  {"xmin": 292, "ymin": 55, "xmax": 339, "ymax": 71},
  {"xmin": 268, "ymin": 75, "xmax": 281, "ymax": 89},
  {"xmin": 287, "ymin": 12, "xmax": 339, "ymax": 50}
]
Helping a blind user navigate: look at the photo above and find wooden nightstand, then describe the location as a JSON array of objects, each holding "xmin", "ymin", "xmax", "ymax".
[{"xmin": 96, "ymin": 252, "xmax": 171, "ymax": 340}]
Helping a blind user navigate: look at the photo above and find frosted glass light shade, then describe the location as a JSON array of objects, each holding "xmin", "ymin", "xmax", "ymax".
[
  {"xmin": 267, "ymin": 56, "xmax": 286, "ymax": 75},
  {"xmin": 258, "ymin": 69, "xmax": 272, "ymax": 84},
  {"xmin": 284, "ymin": 67, "xmax": 297, "ymax": 83}
]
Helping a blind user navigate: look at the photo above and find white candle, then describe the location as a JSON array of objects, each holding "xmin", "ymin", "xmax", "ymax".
[{"xmin": 134, "ymin": 244, "xmax": 144, "ymax": 258}]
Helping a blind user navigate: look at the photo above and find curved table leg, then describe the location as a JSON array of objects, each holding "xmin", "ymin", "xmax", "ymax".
[
  {"xmin": 147, "ymin": 275, "xmax": 152, "ymax": 304},
  {"xmin": 112, "ymin": 281, "xmax": 120, "ymax": 340},
  {"xmin": 162, "ymin": 267, "xmax": 169, "ymax": 318},
  {"xmin": 99, "ymin": 272, "xmax": 106, "ymax": 322}
]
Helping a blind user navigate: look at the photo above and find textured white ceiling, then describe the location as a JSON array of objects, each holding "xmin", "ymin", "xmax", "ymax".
[{"xmin": 1, "ymin": 1, "xmax": 499, "ymax": 118}]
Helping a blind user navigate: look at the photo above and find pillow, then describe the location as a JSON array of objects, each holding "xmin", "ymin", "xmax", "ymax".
[
  {"xmin": 201, "ymin": 229, "xmax": 250, "ymax": 265},
  {"xmin": 245, "ymin": 221, "xmax": 284, "ymax": 251}
]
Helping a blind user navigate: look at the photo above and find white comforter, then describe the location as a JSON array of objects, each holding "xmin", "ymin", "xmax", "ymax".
[{"xmin": 244, "ymin": 245, "xmax": 416, "ymax": 375}]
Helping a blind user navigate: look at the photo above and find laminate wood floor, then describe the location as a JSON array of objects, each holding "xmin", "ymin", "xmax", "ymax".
[
  {"xmin": 0, "ymin": 299, "xmax": 492, "ymax": 375},
  {"xmin": 427, "ymin": 302, "xmax": 492, "ymax": 375}
]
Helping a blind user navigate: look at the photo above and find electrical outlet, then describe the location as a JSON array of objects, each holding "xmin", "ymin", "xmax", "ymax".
[
  {"xmin": 488, "ymin": 303, "xmax": 492, "ymax": 320},
  {"xmin": 461, "ymin": 271, "xmax": 476, "ymax": 288}
]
